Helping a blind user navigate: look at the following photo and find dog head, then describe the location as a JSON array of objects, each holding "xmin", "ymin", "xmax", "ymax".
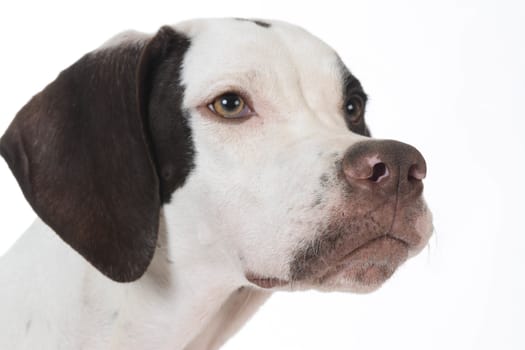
[{"xmin": 0, "ymin": 18, "xmax": 432, "ymax": 293}]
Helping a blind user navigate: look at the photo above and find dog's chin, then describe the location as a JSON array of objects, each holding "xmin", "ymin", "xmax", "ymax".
[
  {"xmin": 247, "ymin": 237, "xmax": 409, "ymax": 293},
  {"xmin": 299, "ymin": 236, "xmax": 409, "ymax": 293}
]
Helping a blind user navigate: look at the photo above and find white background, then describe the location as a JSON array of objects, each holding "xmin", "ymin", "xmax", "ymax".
[{"xmin": 1, "ymin": 1, "xmax": 524, "ymax": 349}]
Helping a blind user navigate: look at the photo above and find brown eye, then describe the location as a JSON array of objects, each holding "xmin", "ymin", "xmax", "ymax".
[
  {"xmin": 209, "ymin": 92, "xmax": 252, "ymax": 119},
  {"xmin": 345, "ymin": 95, "xmax": 364, "ymax": 124}
]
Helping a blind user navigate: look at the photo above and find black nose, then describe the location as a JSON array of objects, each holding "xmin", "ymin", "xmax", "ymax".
[{"xmin": 342, "ymin": 140, "xmax": 427, "ymax": 197}]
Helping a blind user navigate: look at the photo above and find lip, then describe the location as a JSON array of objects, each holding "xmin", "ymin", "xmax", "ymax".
[
  {"xmin": 318, "ymin": 235, "xmax": 409, "ymax": 286},
  {"xmin": 337, "ymin": 234, "xmax": 409, "ymax": 265},
  {"xmin": 246, "ymin": 235, "xmax": 409, "ymax": 290},
  {"xmin": 245, "ymin": 273, "xmax": 288, "ymax": 289}
]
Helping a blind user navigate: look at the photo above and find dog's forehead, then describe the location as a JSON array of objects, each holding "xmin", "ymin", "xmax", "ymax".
[
  {"xmin": 175, "ymin": 18, "xmax": 334, "ymax": 53},
  {"xmin": 173, "ymin": 19, "xmax": 344, "ymax": 108}
]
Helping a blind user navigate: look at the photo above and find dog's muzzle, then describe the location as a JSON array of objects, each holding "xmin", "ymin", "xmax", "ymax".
[{"xmin": 249, "ymin": 140, "xmax": 431, "ymax": 291}]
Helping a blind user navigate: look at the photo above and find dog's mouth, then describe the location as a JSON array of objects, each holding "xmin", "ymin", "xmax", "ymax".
[
  {"xmin": 245, "ymin": 274, "xmax": 289, "ymax": 289},
  {"xmin": 246, "ymin": 235, "xmax": 409, "ymax": 290},
  {"xmin": 245, "ymin": 194, "xmax": 432, "ymax": 291},
  {"xmin": 313, "ymin": 235, "xmax": 409, "ymax": 291}
]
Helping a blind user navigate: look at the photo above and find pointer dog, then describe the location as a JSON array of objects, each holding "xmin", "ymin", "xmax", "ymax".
[{"xmin": 0, "ymin": 18, "xmax": 433, "ymax": 349}]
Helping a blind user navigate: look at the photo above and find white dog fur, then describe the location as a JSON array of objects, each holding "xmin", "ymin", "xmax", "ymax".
[{"xmin": 0, "ymin": 18, "xmax": 433, "ymax": 349}]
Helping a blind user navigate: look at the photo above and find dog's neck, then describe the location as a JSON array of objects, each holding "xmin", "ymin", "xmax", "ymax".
[
  {"xmin": 184, "ymin": 287, "xmax": 271, "ymax": 349},
  {"xmin": 108, "ymin": 210, "xmax": 271, "ymax": 349},
  {"xmin": 1, "ymin": 216, "xmax": 269, "ymax": 350},
  {"xmin": 111, "ymin": 270, "xmax": 269, "ymax": 350}
]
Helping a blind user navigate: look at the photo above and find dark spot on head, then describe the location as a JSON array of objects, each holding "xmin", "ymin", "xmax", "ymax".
[
  {"xmin": 320, "ymin": 173, "xmax": 330, "ymax": 188},
  {"xmin": 111, "ymin": 311, "xmax": 119, "ymax": 320},
  {"xmin": 234, "ymin": 18, "xmax": 271, "ymax": 28},
  {"xmin": 145, "ymin": 31, "xmax": 195, "ymax": 204},
  {"xmin": 311, "ymin": 193, "xmax": 323, "ymax": 208}
]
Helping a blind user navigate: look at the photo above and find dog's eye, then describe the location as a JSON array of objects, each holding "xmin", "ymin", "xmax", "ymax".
[
  {"xmin": 345, "ymin": 95, "xmax": 364, "ymax": 125},
  {"xmin": 208, "ymin": 93, "xmax": 253, "ymax": 119}
]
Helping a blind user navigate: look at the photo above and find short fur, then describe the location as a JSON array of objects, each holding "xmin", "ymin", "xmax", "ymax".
[{"xmin": 0, "ymin": 18, "xmax": 433, "ymax": 349}]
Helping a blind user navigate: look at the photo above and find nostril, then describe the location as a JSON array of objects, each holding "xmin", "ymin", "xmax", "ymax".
[
  {"xmin": 343, "ymin": 140, "xmax": 427, "ymax": 193},
  {"xmin": 368, "ymin": 163, "xmax": 389, "ymax": 182},
  {"xmin": 408, "ymin": 164, "xmax": 426, "ymax": 181}
]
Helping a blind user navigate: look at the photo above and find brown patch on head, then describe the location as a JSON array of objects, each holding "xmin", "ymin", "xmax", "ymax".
[{"xmin": 234, "ymin": 18, "xmax": 272, "ymax": 28}]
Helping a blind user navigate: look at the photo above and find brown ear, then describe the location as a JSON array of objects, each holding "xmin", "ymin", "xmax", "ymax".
[{"xmin": 0, "ymin": 27, "xmax": 189, "ymax": 282}]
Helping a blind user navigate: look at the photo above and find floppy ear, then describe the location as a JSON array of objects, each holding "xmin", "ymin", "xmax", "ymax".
[{"xmin": 0, "ymin": 26, "xmax": 190, "ymax": 282}]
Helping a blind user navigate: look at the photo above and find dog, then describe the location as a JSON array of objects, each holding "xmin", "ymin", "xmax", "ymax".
[{"xmin": 0, "ymin": 18, "xmax": 433, "ymax": 349}]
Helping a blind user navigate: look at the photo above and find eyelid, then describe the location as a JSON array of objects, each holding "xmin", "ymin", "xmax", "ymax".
[
  {"xmin": 202, "ymin": 86, "xmax": 254, "ymax": 110},
  {"xmin": 351, "ymin": 91, "xmax": 368, "ymax": 103}
]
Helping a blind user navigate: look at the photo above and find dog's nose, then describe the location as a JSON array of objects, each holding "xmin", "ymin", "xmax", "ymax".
[{"xmin": 342, "ymin": 140, "xmax": 427, "ymax": 197}]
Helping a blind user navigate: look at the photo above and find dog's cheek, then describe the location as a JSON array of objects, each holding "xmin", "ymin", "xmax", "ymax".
[
  {"xmin": 183, "ymin": 110, "xmax": 360, "ymax": 281},
  {"xmin": 234, "ymin": 174, "xmax": 345, "ymax": 280}
]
